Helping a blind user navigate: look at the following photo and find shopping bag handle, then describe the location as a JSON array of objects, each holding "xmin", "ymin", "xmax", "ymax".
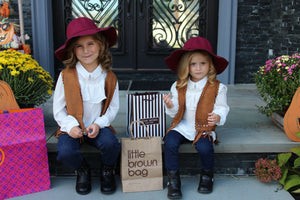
[{"xmin": 129, "ymin": 120, "xmax": 150, "ymax": 139}]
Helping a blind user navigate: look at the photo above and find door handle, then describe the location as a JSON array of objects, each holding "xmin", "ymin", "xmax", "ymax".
[
  {"xmin": 138, "ymin": 0, "xmax": 144, "ymax": 18},
  {"xmin": 127, "ymin": 0, "xmax": 131, "ymax": 18}
]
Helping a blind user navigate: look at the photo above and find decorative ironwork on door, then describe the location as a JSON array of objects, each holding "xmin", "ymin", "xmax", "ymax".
[
  {"xmin": 54, "ymin": 0, "xmax": 218, "ymax": 70},
  {"xmin": 68, "ymin": 0, "xmax": 123, "ymax": 51},
  {"xmin": 150, "ymin": 0, "xmax": 207, "ymax": 50}
]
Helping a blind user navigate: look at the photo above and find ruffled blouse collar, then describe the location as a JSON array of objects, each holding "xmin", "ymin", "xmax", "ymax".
[
  {"xmin": 76, "ymin": 62, "xmax": 104, "ymax": 80},
  {"xmin": 76, "ymin": 62, "xmax": 106, "ymax": 103},
  {"xmin": 187, "ymin": 76, "xmax": 208, "ymax": 90}
]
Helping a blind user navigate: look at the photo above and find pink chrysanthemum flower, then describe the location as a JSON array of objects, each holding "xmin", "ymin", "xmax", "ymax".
[{"xmin": 254, "ymin": 158, "xmax": 282, "ymax": 182}]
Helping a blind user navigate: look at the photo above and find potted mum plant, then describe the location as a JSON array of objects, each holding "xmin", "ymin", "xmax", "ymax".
[
  {"xmin": 254, "ymin": 53, "xmax": 300, "ymax": 132},
  {"xmin": 254, "ymin": 53, "xmax": 300, "ymax": 117},
  {"xmin": 0, "ymin": 50, "xmax": 53, "ymax": 108}
]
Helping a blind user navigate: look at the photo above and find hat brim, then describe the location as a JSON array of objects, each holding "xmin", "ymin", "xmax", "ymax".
[
  {"xmin": 165, "ymin": 48, "xmax": 229, "ymax": 75},
  {"xmin": 55, "ymin": 26, "xmax": 117, "ymax": 61}
]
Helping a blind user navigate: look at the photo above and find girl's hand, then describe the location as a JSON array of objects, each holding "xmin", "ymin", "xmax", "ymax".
[
  {"xmin": 69, "ymin": 126, "xmax": 83, "ymax": 138},
  {"xmin": 163, "ymin": 93, "xmax": 174, "ymax": 109},
  {"xmin": 86, "ymin": 123, "xmax": 100, "ymax": 138},
  {"xmin": 207, "ymin": 113, "xmax": 220, "ymax": 126}
]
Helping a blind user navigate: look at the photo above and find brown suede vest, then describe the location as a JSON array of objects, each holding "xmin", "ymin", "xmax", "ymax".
[
  {"xmin": 166, "ymin": 80, "xmax": 220, "ymax": 145},
  {"xmin": 55, "ymin": 68, "xmax": 117, "ymax": 139}
]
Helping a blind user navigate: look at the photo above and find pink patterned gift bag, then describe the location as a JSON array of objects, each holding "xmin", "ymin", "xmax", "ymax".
[{"xmin": 0, "ymin": 108, "xmax": 51, "ymax": 199}]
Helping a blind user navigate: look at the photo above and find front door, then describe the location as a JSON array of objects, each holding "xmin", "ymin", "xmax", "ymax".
[{"xmin": 52, "ymin": 0, "xmax": 219, "ymax": 74}]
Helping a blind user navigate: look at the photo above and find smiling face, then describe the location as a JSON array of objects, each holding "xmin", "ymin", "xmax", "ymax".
[
  {"xmin": 74, "ymin": 35, "xmax": 101, "ymax": 72},
  {"xmin": 0, "ymin": 22, "xmax": 14, "ymax": 45},
  {"xmin": 189, "ymin": 52, "xmax": 211, "ymax": 82}
]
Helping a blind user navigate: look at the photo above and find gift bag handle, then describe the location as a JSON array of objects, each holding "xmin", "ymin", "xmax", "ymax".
[{"xmin": 129, "ymin": 120, "xmax": 150, "ymax": 139}]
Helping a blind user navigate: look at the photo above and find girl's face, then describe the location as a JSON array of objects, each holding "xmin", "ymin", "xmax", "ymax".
[
  {"xmin": 74, "ymin": 35, "xmax": 101, "ymax": 71},
  {"xmin": 189, "ymin": 52, "xmax": 210, "ymax": 82}
]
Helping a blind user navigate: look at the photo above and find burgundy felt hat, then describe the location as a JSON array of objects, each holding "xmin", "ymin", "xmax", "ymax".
[
  {"xmin": 165, "ymin": 37, "xmax": 229, "ymax": 74},
  {"xmin": 55, "ymin": 17, "xmax": 117, "ymax": 60}
]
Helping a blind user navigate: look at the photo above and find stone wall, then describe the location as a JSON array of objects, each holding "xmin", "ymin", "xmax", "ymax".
[{"xmin": 235, "ymin": 0, "xmax": 300, "ymax": 83}]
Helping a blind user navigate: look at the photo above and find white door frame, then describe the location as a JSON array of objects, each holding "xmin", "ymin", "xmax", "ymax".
[{"xmin": 217, "ymin": 0, "xmax": 238, "ymax": 84}]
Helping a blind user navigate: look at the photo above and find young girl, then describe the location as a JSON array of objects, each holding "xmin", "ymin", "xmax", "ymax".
[
  {"xmin": 163, "ymin": 37, "xmax": 230, "ymax": 199},
  {"xmin": 53, "ymin": 17, "xmax": 120, "ymax": 195}
]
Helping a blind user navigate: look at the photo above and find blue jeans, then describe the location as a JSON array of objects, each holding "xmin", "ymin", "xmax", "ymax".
[
  {"xmin": 164, "ymin": 130, "xmax": 214, "ymax": 171},
  {"xmin": 57, "ymin": 127, "xmax": 120, "ymax": 169}
]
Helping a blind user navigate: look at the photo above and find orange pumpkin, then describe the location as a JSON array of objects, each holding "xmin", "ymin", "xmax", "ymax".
[
  {"xmin": 283, "ymin": 87, "xmax": 300, "ymax": 142},
  {"xmin": 0, "ymin": 80, "xmax": 20, "ymax": 110}
]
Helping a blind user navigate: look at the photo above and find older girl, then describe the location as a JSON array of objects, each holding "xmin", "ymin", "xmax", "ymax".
[{"xmin": 53, "ymin": 17, "xmax": 120, "ymax": 195}]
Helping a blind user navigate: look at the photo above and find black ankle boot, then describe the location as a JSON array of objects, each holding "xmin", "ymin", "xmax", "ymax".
[
  {"xmin": 100, "ymin": 165, "xmax": 116, "ymax": 194},
  {"xmin": 167, "ymin": 170, "xmax": 182, "ymax": 199},
  {"xmin": 198, "ymin": 169, "xmax": 214, "ymax": 194},
  {"xmin": 75, "ymin": 160, "xmax": 91, "ymax": 195}
]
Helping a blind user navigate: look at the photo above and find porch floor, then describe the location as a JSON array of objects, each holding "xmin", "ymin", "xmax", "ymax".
[{"xmin": 8, "ymin": 176, "xmax": 294, "ymax": 200}]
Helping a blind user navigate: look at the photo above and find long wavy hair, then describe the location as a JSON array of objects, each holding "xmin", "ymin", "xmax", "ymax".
[
  {"xmin": 176, "ymin": 50, "xmax": 217, "ymax": 89},
  {"xmin": 62, "ymin": 33, "xmax": 113, "ymax": 71}
]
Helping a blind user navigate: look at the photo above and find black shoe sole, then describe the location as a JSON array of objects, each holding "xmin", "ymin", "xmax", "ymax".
[
  {"xmin": 198, "ymin": 189, "xmax": 212, "ymax": 194},
  {"xmin": 167, "ymin": 194, "xmax": 182, "ymax": 199},
  {"xmin": 76, "ymin": 189, "xmax": 91, "ymax": 195},
  {"xmin": 101, "ymin": 190, "xmax": 116, "ymax": 195}
]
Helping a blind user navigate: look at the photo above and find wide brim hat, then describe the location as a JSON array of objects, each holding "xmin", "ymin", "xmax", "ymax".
[
  {"xmin": 165, "ymin": 37, "xmax": 229, "ymax": 74},
  {"xmin": 55, "ymin": 17, "xmax": 117, "ymax": 61}
]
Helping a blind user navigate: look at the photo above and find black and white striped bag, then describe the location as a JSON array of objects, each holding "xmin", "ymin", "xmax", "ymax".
[{"xmin": 126, "ymin": 92, "xmax": 165, "ymax": 138}]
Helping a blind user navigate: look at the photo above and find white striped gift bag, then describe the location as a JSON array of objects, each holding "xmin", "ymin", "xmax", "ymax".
[{"xmin": 126, "ymin": 92, "xmax": 166, "ymax": 138}]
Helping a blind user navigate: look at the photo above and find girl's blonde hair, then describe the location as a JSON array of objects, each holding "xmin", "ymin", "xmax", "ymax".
[
  {"xmin": 62, "ymin": 33, "xmax": 113, "ymax": 71},
  {"xmin": 176, "ymin": 50, "xmax": 216, "ymax": 89}
]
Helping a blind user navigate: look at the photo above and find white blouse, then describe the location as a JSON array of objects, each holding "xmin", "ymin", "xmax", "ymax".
[
  {"xmin": 53, "ymin": 62, "xmax": 119, "ymax": 134},
  {"xmin": 165, "ymin": 76, "xmax": 229, "ymax": 141}
]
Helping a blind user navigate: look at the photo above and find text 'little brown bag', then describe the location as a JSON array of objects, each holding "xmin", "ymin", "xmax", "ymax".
[{"xmin": 121, "ymin": 120, "xmax": 163, "ymax": 193}]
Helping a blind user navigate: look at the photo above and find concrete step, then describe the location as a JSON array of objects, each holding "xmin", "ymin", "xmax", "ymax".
[
  {"xmin": 41, "ymin": 84, "xmax": 300, "ymax": 176},
  {"xmin": 43, "ymin": 84, "xmax": 299, "ymax": 154}
]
